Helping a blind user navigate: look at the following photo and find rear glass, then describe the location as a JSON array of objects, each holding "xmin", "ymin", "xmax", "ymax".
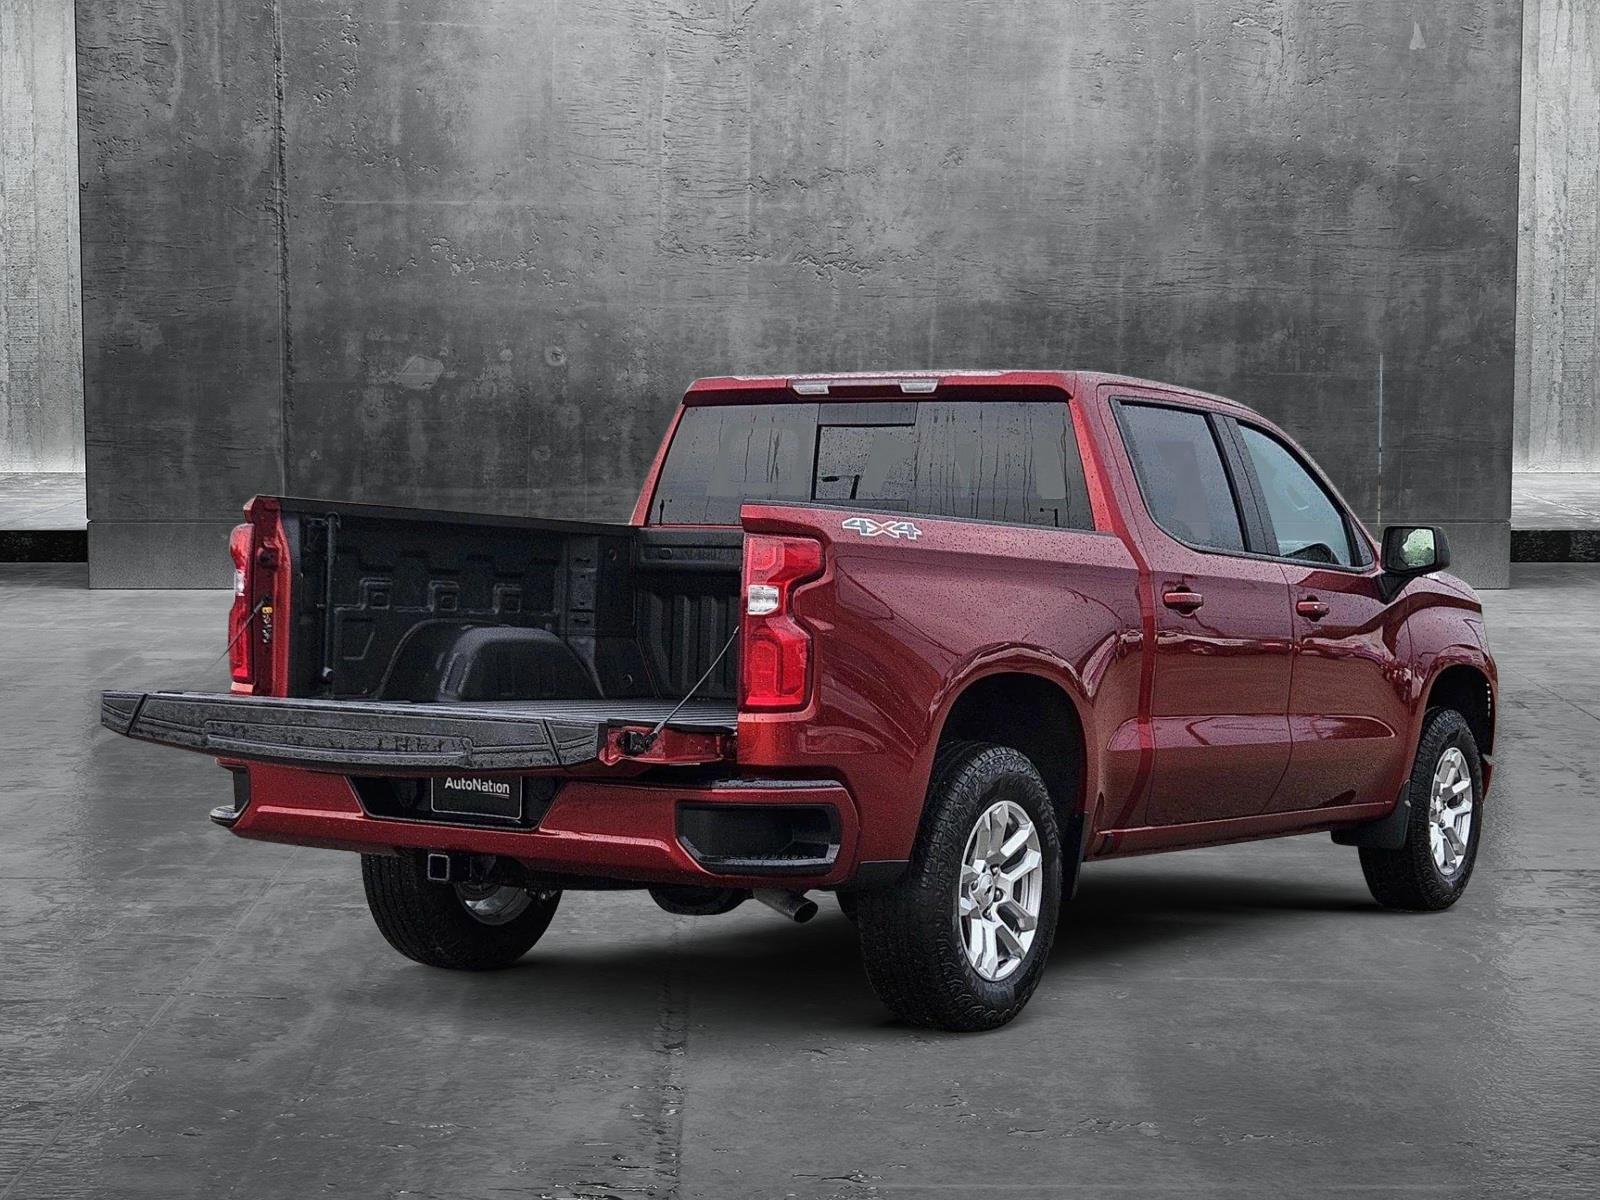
[{"xmin": 649, "ymin": 398, "xmax": 1093, "ymax": 529}]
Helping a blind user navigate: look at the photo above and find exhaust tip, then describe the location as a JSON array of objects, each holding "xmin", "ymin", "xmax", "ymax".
[{"xmin": 754, "ymin": 889, "xmax": 818, "ymax": 923}]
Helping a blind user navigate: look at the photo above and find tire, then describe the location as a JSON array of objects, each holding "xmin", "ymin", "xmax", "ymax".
[
  {"xmin": 836, "ymin": 891, "xmax": 860, "ymax": 922},
  {"xmin": 854, "ymin": 742, "xmax": 1062, "ymax": 1032},
  {"xmin": 360, "ymin": 853, "xmax": 561, "ymax": 970},
  {"xmin": 1359, "ymin": 708, "xmax": 1484, "ymax": 912}
]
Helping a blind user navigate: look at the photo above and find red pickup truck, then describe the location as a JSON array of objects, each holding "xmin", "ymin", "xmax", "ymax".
[{"xmin": 104, "ymin": 370, "xmax": 1496, "ymax": 1031}]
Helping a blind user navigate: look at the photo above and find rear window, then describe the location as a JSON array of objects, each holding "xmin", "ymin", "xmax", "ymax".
[
  {"xmin": 648, "ymin": 399, "xmax": 1093, "ymax": 529},
  {"xmin": 1116, "ymin": 403, "xmax": 1246, "ymax": 553}
]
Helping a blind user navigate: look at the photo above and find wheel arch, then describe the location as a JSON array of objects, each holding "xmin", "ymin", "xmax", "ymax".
[
  {"xmin": 927, "ymin": 666, "xmax": 1093, "ymax": 871},
  {"xmin": 1424, "ymin": 661, "xmax": 1496, "ymax": 757}
]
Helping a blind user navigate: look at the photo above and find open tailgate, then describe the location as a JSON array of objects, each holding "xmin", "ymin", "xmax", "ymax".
[{"xmin": 100, "ymin": 691, "xmax": 736, "ymax": 772}]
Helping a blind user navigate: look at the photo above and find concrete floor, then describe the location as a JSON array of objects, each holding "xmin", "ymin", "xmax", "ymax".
[
  {"xmin": 1, "ymin": 564, "xmax": 1596, "ymax": 1199},
  {"xmin": 0, "ymin": 474, "xmax": 87, "ymax": 531},
  {"xmin": 1512, "ymin": 472, "xmax": 1600, "ymax": 530}
]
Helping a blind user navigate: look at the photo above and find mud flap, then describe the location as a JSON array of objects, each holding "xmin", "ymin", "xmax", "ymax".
[{"xmin": 1331, "ymin": 788, "xmax": 1411, "ymax": 850}]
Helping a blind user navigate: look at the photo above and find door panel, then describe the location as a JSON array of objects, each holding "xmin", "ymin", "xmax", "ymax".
[
  {"xmin": 1111, "ymin": 400, "xmax": 1295, "ymax": 825},
  {"xmin": 1145, "ymin": 553, "xmax": 1295, "ymax": 823},
  {"xmin": 1228, "ymin": 420, "xmax": 1410, "ymax": 813},
  {"xmin": 1275, "ymin": 568, "xmax": 1411, "ymax": 812}
]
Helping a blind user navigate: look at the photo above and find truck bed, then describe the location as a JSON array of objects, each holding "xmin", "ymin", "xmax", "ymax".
[{"xmin": 101, "ymin": 691, "xmax": 737, "ymax": 772}]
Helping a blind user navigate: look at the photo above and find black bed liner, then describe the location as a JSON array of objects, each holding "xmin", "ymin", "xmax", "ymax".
[{"xmin": 100, "ymin": 691, "xmax": 737, "ymax": 772}]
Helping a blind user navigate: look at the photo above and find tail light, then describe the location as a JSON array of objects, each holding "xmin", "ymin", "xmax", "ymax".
[
  {"xmin": 228, "ymin": 523, "xmax": 255, "ymax": 685},
  {"xmin": 741, "ymin": 535, "xmax": 824, "ymax": 711},
  {"xmin": 227, "ymin": 503, "xmax": 285, "ymax": 694}
]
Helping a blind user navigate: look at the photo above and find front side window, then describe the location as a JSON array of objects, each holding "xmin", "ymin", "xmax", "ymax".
[
  {"xmin": 1117, "ymin": 403, "xmax": 1246, "ymax": 553},
  {"xmin": 1238, "ymin": 425, "xmax": 1357, "ymax": 566}
]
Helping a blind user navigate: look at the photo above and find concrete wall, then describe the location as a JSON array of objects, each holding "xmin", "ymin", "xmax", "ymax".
[
  {"xmin": 1515, "ymin": 0, "xmax": 1599, "ymax": 473},
  {"xmin": 79, "ymin": 0, "xmax": 1522, "ymax": 587},
  {"xmin": 1, "ymin": 0, "xmax": 83, "ymax": 473},
  {"xmin": 76, "ymin": 1, "xmax": 284, "ymax": 583}
]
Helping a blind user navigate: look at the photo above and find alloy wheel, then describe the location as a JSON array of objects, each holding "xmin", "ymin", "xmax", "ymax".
[
  {"xmin": 957, "ymin": 799, "xmax": 1044, "ymax": 981},
  {"xmin": 1427, "ymin": 746, "xmax": 1474, "ymax": 879}
]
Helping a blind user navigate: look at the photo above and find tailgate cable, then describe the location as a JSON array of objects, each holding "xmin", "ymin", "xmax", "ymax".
[
  {"xmin": 619, "ymin": 627, "xmax": 739, "ymax": 757},
  {"xmin": 126, "ymin": 598, "xmax": 268, "ymax": 738}
]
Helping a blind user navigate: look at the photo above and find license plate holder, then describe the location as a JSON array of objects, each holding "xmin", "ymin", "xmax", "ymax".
[{"xmin": 430, "ymin": 774, "xmax": 523, "ymax": 822}]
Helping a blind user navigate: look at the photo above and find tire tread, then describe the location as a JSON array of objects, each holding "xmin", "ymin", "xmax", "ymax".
[
  {"xmin": 1358, "ymin": 708, "xmax": 1483, "ymax": 912},
  {"xmin": 855, "ymin": 741, "xmax": 1062, "ymax": 1031}
]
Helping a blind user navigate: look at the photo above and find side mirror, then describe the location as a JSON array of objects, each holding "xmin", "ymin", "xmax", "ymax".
[{"xmin": 1381, "ymin": 525, "xmax": 1451, "ymax": 576}]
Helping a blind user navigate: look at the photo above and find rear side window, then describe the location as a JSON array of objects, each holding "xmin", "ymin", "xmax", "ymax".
[
  {"xmin": 650, "ymin": 399, "xmax": 1093, "ymax": 529},
  {"xmin": 1117, "ymin": 403, "xmax": 1246, "ymax": 553},
  {"xmin": 1238, "ymin": 425, "xmax": 1360, "ymax": 566}
]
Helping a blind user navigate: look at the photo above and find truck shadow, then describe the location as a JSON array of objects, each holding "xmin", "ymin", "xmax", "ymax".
[
  {"xmin": 1071, "ymin": 869, "xmax": 1376, "ymax": 920},
  {"xmin": 1055, "ymin": 870, "xmax": 1378, "ymax": 967},
  {"xmin": 353, "ymin": 869, "xmax": 1380, "ymax": 1035},
  {"xmin": 358, "ymin": 907, "xmax": 888, "ymax": 1036}
]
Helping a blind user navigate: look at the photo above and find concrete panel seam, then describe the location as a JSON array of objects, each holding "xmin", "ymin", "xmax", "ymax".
[{"xmin": 272, "ymin": 0, "xmax": 293, "ymax": 495}]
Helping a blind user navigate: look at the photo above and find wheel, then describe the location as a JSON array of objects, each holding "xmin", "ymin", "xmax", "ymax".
[
  {"xmin": 360, "ymin": 853, "xmax": 561, "ymax": 969},
  {"xmin": 854, "ymin": 742, "xmax": 1062, "ymax": 1031},
  {"xmin": 1359, "ymin": 708, "xmax": 1484, "ymax": 911}
]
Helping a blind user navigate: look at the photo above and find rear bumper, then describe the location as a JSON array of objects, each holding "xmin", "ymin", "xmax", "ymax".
[{"xmin": 225, "ymin": 762, "xmax": 863, "ymax": 889}]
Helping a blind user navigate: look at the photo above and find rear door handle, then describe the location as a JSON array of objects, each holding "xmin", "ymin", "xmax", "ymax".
[
  {"xmin": 1162, "ymin": 590, "xmax": 1204, "ymax": 614},
  {"xmin": 1296, "ymin": 598, "xmax": 1330, "ymax": 620}
]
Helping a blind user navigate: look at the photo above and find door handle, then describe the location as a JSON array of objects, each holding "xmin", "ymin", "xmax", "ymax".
[
  {"xmin": 1162, "ymin": 589, "xmax": 1204, "ymax": 614},
  {"xmin": 1296, "ymin": 598, "xmax": 1330, "ymax": 620}
]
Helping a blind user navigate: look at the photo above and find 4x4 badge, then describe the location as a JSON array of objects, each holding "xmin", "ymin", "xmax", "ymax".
[{"xmin": 842, "ymin": 516, "xmax": 922, "ymax": 541}]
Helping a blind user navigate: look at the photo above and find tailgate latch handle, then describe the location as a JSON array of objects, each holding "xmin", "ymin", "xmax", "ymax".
[{"xmin": 618, "ymin": 627, "xmax": 739, "ymax": 758}]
